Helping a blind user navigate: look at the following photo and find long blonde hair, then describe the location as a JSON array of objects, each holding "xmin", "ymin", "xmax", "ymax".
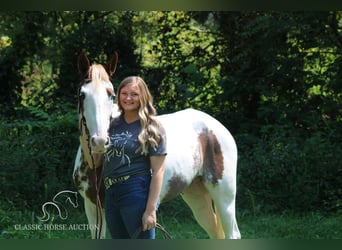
[{"xmin": 117, "ymin": 76, "xmax": 162, "ymax": 155}]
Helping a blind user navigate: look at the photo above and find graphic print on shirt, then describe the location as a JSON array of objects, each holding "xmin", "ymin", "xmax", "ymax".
[{"xmin": 105, "ymin": 131, "xmax": 133, "ymax": 166}]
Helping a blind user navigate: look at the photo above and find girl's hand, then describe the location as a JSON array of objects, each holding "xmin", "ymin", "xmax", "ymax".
[{"xmin": 142, "ymin": 209, "xmax": 157, "ymax": 231}]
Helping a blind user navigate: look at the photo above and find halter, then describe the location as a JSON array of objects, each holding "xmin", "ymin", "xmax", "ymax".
[{"xmin": 77, "ymin": 83, "xmax": 115, "ymax": 167}]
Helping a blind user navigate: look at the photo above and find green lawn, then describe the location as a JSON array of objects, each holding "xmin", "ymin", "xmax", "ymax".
[
  {"xmin": 238, "ymin": 211, "xmax": 342, "ymax": 239},
  {"xmin": 157, "ymin": 210, "xmax": 342, "ymax": 239},
  {"xmin": 1, "ymin": 201, "xmax": 341, "ymax": 239}
]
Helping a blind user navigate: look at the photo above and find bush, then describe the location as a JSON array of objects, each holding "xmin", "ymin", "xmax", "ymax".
[
  {"xmin": 0, "ymin": 104, "xmax": 79, "ymax": 210},
  {"xmin": 236, "ymin": 124, "xmax": 342, "ymax": 214},
  {"xmin": 1, "ymin": 104, "xmax": 341, "ymax": 215}
]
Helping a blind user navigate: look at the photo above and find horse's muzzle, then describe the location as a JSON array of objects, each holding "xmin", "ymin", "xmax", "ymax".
[{"xmin": 90, "ymin": 135, "xmax": 110, "ymax": 154}]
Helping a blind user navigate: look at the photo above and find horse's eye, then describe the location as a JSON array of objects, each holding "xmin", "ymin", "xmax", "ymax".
[
  {"xmin": 109, "ymin": 93, "xmax": 116, "ymax": 101},
  {"xmin": 106, "ymin": 87, "xmax": 115, "ymax": 101},
  {"xmin": 79, "ymin": 90, "xmax": 86, "ymax": 99}
]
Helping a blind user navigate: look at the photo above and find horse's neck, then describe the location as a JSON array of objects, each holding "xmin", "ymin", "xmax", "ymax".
[{"xmin": 79, "ymin": 123, "xmax": 103, "ymax": 169}]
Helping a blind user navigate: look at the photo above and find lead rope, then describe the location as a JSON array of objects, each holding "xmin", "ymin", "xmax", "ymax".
[
  {"xmin": 93, "ymin": 155, "xmax": 104, "ymax": 240},
  {"xmin": 81, "ymin": 115, "xmax": 103, "ymax": 239},
  {"xmin": 89, "ymin": 146, "xmax": 103, "ymax": 240},
  {"xmin": 132, "ymin": 223, "xmax": 173, "ymax": 239}
]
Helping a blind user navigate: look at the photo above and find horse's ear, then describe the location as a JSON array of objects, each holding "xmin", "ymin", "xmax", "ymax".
[
  {"xmin": 78, "ymin": 52, "xmax": 90, "ymax": 76},
  {"xmin": 106, "ymin": 51, "xmax": 118, "ymax": 77}
]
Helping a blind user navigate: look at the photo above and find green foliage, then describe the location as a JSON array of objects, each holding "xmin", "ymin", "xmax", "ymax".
[
  {"xmin": 20, "ymin": 57, "xmax": 58, "ymax": 109},
  {"xmin": 0, "ymin": 104, "xmax": 78, "ymax": 209},
  {"xmin": 56, "ymin": 11, "xmax": 140, "ymax": 101},
  {"xmin": 133, "ymin": 11, "xmax": 225, "ymax": 114},
  {"xmin": 0, "ymin": 12, "xmax": 51, "ymax": 111},
  {"xmin": 236, "ymin": 124, "xmax": 342, "ymax": 213},
  {"xmin": 0, "ymin": 11, "xmax": 341, "ymax": 216}
]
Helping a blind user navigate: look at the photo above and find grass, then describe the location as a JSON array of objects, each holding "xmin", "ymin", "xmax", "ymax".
[
  {"xmin": 0, "ymin": 204, "xmax": 91, "ymax": 239},
  {"xmin": 238, "ymin": 211, "xmax": 342, "ymax": 239},
  {"xmin": 239, "ymin": 212, "xmax": 342, "ymax": 239},
  {"xmin": 1, "ymin": 198, "xmax": 342, "ymax": 239},
  {"xmin": 157, "ymin": 199, "xmax": 342, "ymax": 239}
]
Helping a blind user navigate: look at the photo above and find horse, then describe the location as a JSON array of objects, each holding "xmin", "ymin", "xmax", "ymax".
[{"xmin": 72, "ymin": 52, "xmax": 241, "ymax": 239}]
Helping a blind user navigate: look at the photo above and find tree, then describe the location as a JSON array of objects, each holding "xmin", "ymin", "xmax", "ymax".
[{"xmin": 0, "ymin": 12, "xmax": 50, "ymax": 114}]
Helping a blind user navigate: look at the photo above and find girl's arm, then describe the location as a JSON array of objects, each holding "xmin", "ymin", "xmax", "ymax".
[{"xmin": 142, "ymin": 155, "xmax": 166, "ymax": 231}]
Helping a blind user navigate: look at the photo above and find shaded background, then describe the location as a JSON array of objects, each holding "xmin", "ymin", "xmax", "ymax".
[{"xmin": 0, "ymin": 10, "xmax": 341, "ymax": 239}]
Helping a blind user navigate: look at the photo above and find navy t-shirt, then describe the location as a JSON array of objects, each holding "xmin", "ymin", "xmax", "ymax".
[{"xmin": 103, "ymin": 115, "xmax": 167, "ymax": 179}]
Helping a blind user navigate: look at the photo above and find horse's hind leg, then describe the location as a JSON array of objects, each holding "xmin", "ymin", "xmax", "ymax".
[
  {"xmin": 181, "ymin": 177, "xmax": 225, "ymax": 239},
  {"xmin": 208, "ymin": 181, "xmax": 241, "ymax": 239},
  {"xmin": 84, "ymin": 198, "xmax": 106, "ymax": 239}
]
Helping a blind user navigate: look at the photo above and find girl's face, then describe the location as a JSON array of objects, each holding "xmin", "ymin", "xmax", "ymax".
[{"xmin": 119, "ymin": 83, "xmax": 140, "ymax": 113}]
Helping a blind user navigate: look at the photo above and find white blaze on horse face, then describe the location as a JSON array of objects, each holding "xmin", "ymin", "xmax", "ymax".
[{"xmin": 81, "ymin": 80, "xmax": 115, "ymax": 153}]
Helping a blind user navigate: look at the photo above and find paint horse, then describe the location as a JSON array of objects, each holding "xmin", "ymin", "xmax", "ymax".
[{"xmin": 73, "ymin": 52, "xmax": 241, "ymax": 239}]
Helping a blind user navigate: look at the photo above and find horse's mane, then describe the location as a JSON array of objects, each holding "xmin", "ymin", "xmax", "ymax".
[{"xmin": 84, "ymin": 64, "xmax": 110, "ymax": 87}]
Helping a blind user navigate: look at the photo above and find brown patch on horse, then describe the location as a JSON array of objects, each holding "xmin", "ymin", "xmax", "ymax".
[
  {"xmin": 198, "ymin": 129, "xmax": 224, "ymax": 184},
  {"xmin": 74, "ymin": 152, "xmax": 105, "ymax": 206},
  {"xmin": 79, "ymin": 121, "xmax": 104, "ymax": 170},
  {"xmin": 161, "ymin": 174, "xmax": 188, "ymax": 203},
  {"xmin": 73, "ymin": 153, "xmax": 87, "ymax": 191},
  {"xmin": 85, "ymin": 164, "xmax": 105, "ymax": 206}
]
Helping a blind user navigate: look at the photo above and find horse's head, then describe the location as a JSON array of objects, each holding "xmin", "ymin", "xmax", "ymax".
[{"xmin": 77, "ymin": 52, "xmax": 119, "ymax": 158}]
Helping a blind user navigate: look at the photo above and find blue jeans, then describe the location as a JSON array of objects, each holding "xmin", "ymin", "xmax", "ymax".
[{"xmin": 104, "ymin": 175, "xmax": 156, "ymax": 239}]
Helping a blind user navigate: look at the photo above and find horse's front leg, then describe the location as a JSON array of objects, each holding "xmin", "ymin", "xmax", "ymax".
[{"xmin": 84, "ymin": 197, "xmax": 106, "ymax": 239}]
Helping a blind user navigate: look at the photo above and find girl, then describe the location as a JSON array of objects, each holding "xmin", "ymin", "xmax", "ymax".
[{"xmin": 103, "ymin": 76, "xmax": 167, "ymax": 239}]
